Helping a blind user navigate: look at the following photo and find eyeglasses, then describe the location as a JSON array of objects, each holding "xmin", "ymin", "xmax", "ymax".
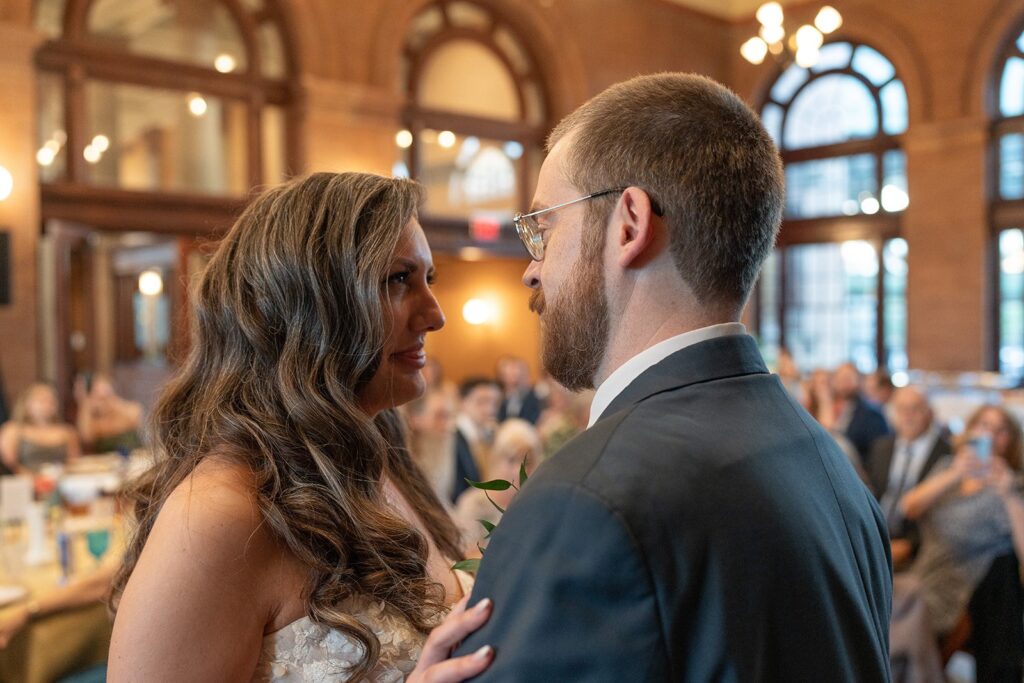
[{"xmin": 514, "ymin": 187, "xmax": 663, "ymax": 262}]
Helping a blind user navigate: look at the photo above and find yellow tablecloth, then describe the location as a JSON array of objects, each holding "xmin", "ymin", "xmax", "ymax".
[{"xmin": 0, "ymin": 516, "xmax": 122, "ymax": 683}]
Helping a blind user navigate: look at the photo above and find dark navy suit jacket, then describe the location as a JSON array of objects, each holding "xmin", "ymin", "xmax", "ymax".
[{"xmin": 455, "ymin": 335, "xmax": 892, "ymax": 681}]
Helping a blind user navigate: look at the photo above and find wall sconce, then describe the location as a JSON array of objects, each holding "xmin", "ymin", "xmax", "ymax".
[
  {"xmin": 463, "ymin": 298, "xmax": 497, "ymax": 326},
  {"xmin": 0, "ymin": 166, "xmax": 13, "ymax": 202}
]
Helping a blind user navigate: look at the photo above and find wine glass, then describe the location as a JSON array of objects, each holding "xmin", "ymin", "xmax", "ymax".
[{"xmin": 85, "ymin": 529, "xmax": 110, "ymax": 567}]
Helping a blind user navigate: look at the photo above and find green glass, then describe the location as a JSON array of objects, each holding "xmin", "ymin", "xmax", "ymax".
[{"xmin": 86, "ymin": 529, "xmax": 110, "ymax": 565}]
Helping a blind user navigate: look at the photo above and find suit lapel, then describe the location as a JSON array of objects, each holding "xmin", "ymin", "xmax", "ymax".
[{"xmin": 599, "ymin": 334, "xmax": 769, "ymax": 421}]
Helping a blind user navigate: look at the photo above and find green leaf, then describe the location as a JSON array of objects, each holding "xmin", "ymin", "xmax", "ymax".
[
  {"xmin": 452, "ymin": 559, "xmax": 481, "ymax": 573},
  {"xmin": 477, "ymin": 542, "xmax": 487, "ymax": 555},
  {"xmin": 478, "ymin": 519, "xmax": 496, "ymax": 533},
  {"xmin": 519, "ymin": 456, "xmax": 529, "ymax": 487},
  {"xmin": 466, "ymin": 477, "xmax": 513, "ymax": 491},
  {"xmin": 484, "ymin": 492, "xmax": 506, "ymax": 515}
]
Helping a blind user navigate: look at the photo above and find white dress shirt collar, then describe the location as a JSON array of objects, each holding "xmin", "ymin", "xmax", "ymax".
[{"xmin": 587, "ymin": 322, "xmax": 747, "ymax": 427}]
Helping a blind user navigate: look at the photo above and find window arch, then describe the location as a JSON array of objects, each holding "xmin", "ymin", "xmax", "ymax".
[
  {"xmin": 756, "ymin": 41, "xmax": 909, "ymax": 374},
  {"xmin": 34, "ymin": 0, "xmax": 297, "ymax": 202},
  {"xmin": 399, "ymin": 0, "xmax": 548, "ymax": 252},
  {"xmin": 994, "ymin": 20, "xmax": 1024, "ymax": 380}
]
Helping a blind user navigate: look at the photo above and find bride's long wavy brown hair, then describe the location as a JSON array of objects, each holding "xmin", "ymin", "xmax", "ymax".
[{"xmin": 110, "ymin": 172, "xmax": 463, "ymax": 678}]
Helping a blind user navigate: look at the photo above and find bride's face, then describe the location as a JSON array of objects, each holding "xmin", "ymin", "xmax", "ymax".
[{"xmin": 358, "ymin": 219, "xmax": 445, "ymax": 415}]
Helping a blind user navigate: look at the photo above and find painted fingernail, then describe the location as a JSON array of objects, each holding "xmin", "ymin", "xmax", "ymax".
[
  {"xmin": 474, "ymin": 645, "xmax": 493, "ymax": 659},
  {"xmin": 474, "ymin": 598, "xmax": 492, "ymax": 612}
]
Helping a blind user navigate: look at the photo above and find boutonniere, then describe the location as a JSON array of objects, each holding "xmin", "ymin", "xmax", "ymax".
[{"xmin": 452, "ymin": 457, "xmax": 530, "ymax": 573}]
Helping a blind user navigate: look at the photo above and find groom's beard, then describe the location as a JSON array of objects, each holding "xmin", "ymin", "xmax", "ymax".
[{"xmin": 531, "ymin": 249, "xmax": 609, "ymax": 392}]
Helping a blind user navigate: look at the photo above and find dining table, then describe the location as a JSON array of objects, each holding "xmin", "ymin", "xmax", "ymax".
[{"xmin": 0, "ymin": 454, "xmax": 133, "ymax": 683}]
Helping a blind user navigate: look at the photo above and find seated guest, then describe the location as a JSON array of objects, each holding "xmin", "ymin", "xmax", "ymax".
[
  {"xmin": 405, "ymin": 389, "xmax": 457, "ymax": 504},
  {"xmin": 0, "ymin": 383, "xmax": 80, "ymax": 474},
  {"xmin": 866, "ymin": 386, "xmax": 951, "ymax": 569},
  {"xmin": 865, "ymin": 369, "xmax": 896, "ymax": 411},
  {"xmin": 74, "ymin": 373, "xmax": 143, "ymax": 454},
  {"xmin": 775, "ymin": 346, "xmax": 803, "ymax": 402},
  {"xmin": 899, "ymin": 404, "xmax": 1024, "ymax": 680},
  {"xmin": 536, "ymin": 382, "xmax": 592, "ymax": 460},
  {"xmin": 451, "ymin": 377, "xmax": 501, "ymax": 503},
  {"xmin": 496, "ymin": 356, "xmax": 542, "ymax": 424},
  {"xmin": 804, "ymin": 368, "xmax": 870, "ymax": 485},
  {"xmin": 453, "ymin": 419, "xmax": 541, "ymax": 553},
  {"xmin": 830, "ymin": 362, "xmax": 890, "ymax": 463}
]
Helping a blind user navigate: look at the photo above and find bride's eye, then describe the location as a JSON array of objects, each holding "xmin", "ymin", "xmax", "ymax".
[{"xmin": 387, "ymin": 271, "xmax": 411, "ymax": 286}]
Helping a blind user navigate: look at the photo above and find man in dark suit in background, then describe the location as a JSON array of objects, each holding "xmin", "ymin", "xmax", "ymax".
[
  {"xmin": 866, "ymin": 385, "xmax": 950, "ymax": 569},
  {"xmin": 454, "ymin": 73, "xmax": 892, "ymax": 681},
  {"xmin": 450, "ymin": 377, "xmax": 501, "ymax": 504},
  {"xmin": 832, "ymin": 362, "xmax": 891, "ymax": 463},
  {"xmin": 495, "ymin": 356, "xmax": 542, "ymax": 424}
]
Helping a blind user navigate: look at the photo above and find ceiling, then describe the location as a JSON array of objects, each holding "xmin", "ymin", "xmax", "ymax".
[{"xmin": 662, "ymin": 0, "xmax": 800, "ymax": 21}]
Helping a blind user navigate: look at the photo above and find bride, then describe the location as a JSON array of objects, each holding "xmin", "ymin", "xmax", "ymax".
[{"xmin": 108, "ymin": 173, "xmax": 493, "ymax": 682}]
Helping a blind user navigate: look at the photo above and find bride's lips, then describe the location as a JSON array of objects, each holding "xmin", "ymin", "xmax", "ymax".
[{"xmin": 392, "ymin": 344, "xmax": 426, "ymax": 369}]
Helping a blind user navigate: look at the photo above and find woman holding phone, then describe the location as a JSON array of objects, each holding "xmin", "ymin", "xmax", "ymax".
[{"xmin": 897, "ymin": 404, "xmax": 1024, "ymax": 675}]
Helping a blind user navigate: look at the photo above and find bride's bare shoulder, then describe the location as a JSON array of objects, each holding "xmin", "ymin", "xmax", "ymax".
[{"xmin": 155, "ymin": 456, "xmax": 278, "ymax": 572}]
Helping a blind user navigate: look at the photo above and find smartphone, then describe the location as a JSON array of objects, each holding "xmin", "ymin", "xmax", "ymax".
[{"xmin": 968, "ymin": 434, "xmax": 993, "ymax": 461}]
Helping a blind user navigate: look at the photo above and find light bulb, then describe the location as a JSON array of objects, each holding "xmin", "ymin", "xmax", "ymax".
[
  {"xmin": 214, "ymin": 54, "xmax": 237, "ymax": 73},
  {"xmin": 880, "ymin": 185, "xmax": 909, "ymax": 212},
  {"xmin": 814, "ymin": 6, "xmax": 843, "ymax": 34},
  {"xmin": 395, "ymin": 130, "xmax": 413, "ymax": 148},
  {"xmin": 759, "ymin": 23, "xmax": 785, "ymax": 46},
  {"xmin": 37, "ymin": 147, "xmax": 56, "ymax": 166},
  {"xmin": 91, "ymin": 134, "xmax": 110, "ymax": 152},
  {"xmin": 188, "ymin": 94, "xmax": 208, "ymax": 117},
  {"xmin": 83, "ymin": 145, "xmax": 101, "ymax": 163},
  {"xmin": 795, "ymin": 25, "xmax": 823, "ymax": 51},
  {"xmin": 438, "ymin": 131, "xmax": 457, "ymax": 148},
  {"xmin": 795, "ymin": 47, "xmax": 819, "ymax": 68},
  {"xmin": 860, "ymin": 197, "xmax": 880, "ymax": 215},
  {"xmin": 741, "ymin": 37, "xmax": 769, "ymax": 65},
  {"xmin": 756, "ymin": 2, "xmax": 784, "ymax": 27},
  {"xmin": 138, "ymin": 270, "xmax": 164, "ymax": 296}
]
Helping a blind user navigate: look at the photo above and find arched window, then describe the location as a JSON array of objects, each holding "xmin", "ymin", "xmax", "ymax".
[
  {"xmin": 34, "ymin": 0, "xmax": 296, "ymax": 201},
  {"xmin": 399, "ymin": 1, "xmax": 548, "ymax": 253},
  {"xmin": 32, "ymin": 0, "xmax": 298, "ymax": 417},
  {"xmin": 995, "ymin": 21, "xmax": 1024, "ymax": 380},
  {"xmin": 755, "ymin": 41, "xmax": 909, "ymax": 374}
]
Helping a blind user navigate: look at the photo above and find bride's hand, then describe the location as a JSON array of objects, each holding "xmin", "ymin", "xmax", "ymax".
[{"xmin": 408, "ymin": 595, "xmax": 494, "ymax": 683}]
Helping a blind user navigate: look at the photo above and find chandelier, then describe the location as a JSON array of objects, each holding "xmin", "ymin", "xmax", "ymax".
[{"xmin": 740, "ymin": 2, "xmax": 843, "ymax": 68}]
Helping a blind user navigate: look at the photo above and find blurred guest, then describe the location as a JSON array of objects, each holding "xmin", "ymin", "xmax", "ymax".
[
  {"xmin": 452, "ymin": 377, "xmax": 501, "ymax": 503},
  {"xmin": 75, "ymin": 373, "xmax": 143, "ymax": 454},
  {"xmin": 496, "ymin": 356, "xmax": 542, "ymax": 424},
  {"xmin": 422, "ymin": 356, "xmax": 458, "ymax": 403},
  {"xmin": 775, "ymin": 347, "xmax": 803, "ymax": 401},
  {"xmin": 831, "ymin": 362, "xmax": 890, "ymax": 463},
  {"xmin": 0, "ymin": 383, "xmax": 80, "ymax": 474},
  {"xmin": 865, "ymin": 387, "xmax": 951, "ymax": 569},
  {"xmin": 406, "ymin": 389, "xmax": 457, "ymax": 504},
  {"xmin": 865, "ymin": 369, "xmax": 895, "ymax": 409},
  {"xmin": 536, "ymin": 382, "xmax": 592, "ymax": 460},
  {"xmin": 804, "ymin": 368, "xmax": 870, "ymax": 484},
  {"xmin": 899, "ymin": 404, "xmax": 1024, "ymax": 680},
  {"xmin": 453, "ymin": 419, "xmax": 541, "ymax": 553}
]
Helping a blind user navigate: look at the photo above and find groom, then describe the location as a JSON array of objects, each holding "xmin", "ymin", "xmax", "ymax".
[{"xmin": 454, "ymin": 73, "xmax": 892, "ymax": 680}]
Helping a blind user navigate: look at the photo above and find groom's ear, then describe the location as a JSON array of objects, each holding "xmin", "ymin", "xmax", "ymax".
[{"xmin": 613, "ymin": 187, "xmax": 661, "ymax": 270}]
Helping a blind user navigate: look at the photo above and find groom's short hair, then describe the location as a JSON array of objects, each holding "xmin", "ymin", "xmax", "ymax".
[{"xmin": 548, "ymin": 73, "xmax": 785, "ymax": 315}]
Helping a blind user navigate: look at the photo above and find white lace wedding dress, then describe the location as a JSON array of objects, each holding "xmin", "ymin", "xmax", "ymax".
[{"xmin": 251, "ymin": 572, "xmax": 474, "ymax": 683}]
